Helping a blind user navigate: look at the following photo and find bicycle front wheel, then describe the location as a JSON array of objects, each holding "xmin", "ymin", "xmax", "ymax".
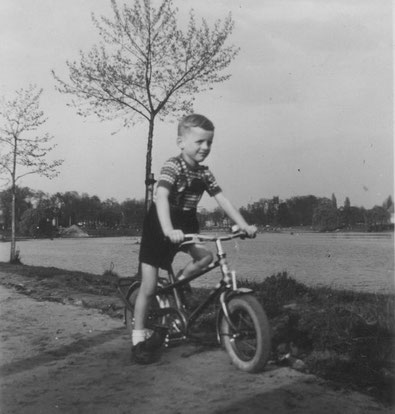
[{"xmin": 220, "ymin": 294, "xmax": 271, "ymax": 373}]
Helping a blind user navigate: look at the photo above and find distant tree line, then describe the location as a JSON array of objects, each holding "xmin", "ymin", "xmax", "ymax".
[
  {"xmin": 237, "ymin": 193, "xmax": 393, "ymax": 232},
  {"xmin": 0, "ymin": 187, "xmax": 393, "ymax": 238},
  {"xmin": 0, "ymin": 187, "xmax": 145, "ymax": 238},
  {"xmin": 200, "ymin": 193, "xmax": 393, "ymax": 233}
]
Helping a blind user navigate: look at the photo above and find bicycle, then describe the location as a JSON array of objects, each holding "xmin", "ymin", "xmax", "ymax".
[{"xmin": 117, "ymin": 228, "xmax": 271, "ymax": 373}]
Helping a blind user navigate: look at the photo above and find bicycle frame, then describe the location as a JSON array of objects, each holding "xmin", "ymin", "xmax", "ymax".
[
  {"xmin": 117, "ymin": 230, "xmax": 254, "ymax": 344},
  {"xmin": 157, "ymin": 261, "xmax": 224, "ymax": 335},
  {"xmin": 118, "ymin": 230, "xmax": 272, "ymax": 373},
  {"xmin": 155, "ymin": 232, "xmax": 254, "ymax": 340}
]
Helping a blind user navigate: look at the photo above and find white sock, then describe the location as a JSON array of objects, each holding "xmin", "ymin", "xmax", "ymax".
[
  {"xmin": 132, "ymin": 329, "xmax": 146, "ymax": 346},
  {"xmin": 132, "ymin": 329, "xmax": 153, "ymax": 346}
]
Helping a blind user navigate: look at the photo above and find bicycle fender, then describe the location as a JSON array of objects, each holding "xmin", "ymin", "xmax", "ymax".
[
  {"xmin": 222, "ymin": 288, "xmax": 254, "ymax": 302},
  {"xmin": 122, "ymin": 280, "xmax": 141, "ymax": 314},
  {"xmin": 215, "ymin": 289, "xmax": 254, "ymax": 343},
  {"xmin": 125, "ymin": 280, "xmax": 141, "ymax": 299},
  {"xmin": 232, "ymin": 287, "xmax": 254, "ymax": 295},
  {"xmin": 123, "ymin": 278, "xmax": 169, "ymax": 311}
]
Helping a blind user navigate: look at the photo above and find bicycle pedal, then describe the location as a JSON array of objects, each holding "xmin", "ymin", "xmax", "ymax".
[{"xmin": 164, "ymin": 332, "xmax": 186, "ymax": 347}]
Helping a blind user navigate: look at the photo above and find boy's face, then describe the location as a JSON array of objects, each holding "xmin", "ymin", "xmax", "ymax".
[{"xmin": 178, "ymin": 126, "xmax": 214, "ymax": 166}]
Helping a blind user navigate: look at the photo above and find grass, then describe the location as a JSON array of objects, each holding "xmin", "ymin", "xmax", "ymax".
[
  {"xmin": 0, "ymin": 262, "xmax": 393, "ymax": 404},
  {"xmin": 240, "ymin": 273, "xmax": 395, "ymax": 404}
]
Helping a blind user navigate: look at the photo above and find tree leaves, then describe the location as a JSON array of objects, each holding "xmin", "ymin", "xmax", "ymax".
[
  {"xmin": 0, "ymin": 85, "xmax": 64, "ymax": 184},
  {"xmin": 54, "ymin": 0, "xmax": 238, "ymax": 125},
  {"xmin": 53, "ymin": 0, "xmax": 239, "ymax": 207}
]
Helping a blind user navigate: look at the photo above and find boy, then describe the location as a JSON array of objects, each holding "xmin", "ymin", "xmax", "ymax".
[{"xmin": 132, "ymin": 114, "xmax": 257, "ymax": 364}]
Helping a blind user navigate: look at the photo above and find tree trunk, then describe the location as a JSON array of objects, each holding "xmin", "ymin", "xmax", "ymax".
[
  {"xmin": 144, "ymin": 118, "xmax": 156, "ymax": 213},
  {"xmin": 10, "ymin": 138, "xmax": 17, "ymax": 263},
  {"xmin": 134, "ymin": 117, "xmax": 157, "ymax": 278},
  {"xmin": 10, "ymin": 187, "xmax": 16, "ymax": 263}
]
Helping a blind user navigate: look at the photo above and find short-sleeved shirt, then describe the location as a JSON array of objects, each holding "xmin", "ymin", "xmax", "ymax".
[{"xmin": 157, "ymin": 155, "xmax": 222, "ymax": 210}]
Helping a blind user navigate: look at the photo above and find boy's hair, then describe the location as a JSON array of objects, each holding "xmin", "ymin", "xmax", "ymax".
[{"xmin": 178, "ymin": 114, "xmax": 215, "ymax": 137}]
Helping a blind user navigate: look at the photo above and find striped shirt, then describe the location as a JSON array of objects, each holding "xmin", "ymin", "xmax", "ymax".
[{"xmin": 157, "ymin": 155, "xmax": 222, "ymax": 210}]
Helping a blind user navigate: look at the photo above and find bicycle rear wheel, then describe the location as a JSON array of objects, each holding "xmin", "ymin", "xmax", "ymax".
[
  {"xmin": 219, "ymin": 294, "xmax": 271, "ymax": 373},
  {"xmin": 125, "ymin": 284, "xmax": 169, "ymax": 335}
]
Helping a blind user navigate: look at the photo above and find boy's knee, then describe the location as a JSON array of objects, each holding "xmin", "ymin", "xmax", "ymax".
[
  {"xmin": 139, "ymin": 279, "xmax": 157, "ymax": 298},
  {"xmin": 198, "ymin": 251, "xmax": 214, "ymax": 267},
  {"xmin": 140, "ymin": 263, "xmax": 158, "ymax": 296}
]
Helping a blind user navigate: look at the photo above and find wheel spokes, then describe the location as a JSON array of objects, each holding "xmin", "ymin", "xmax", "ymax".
[{"xmin": 228, "ymin": 309, "xmax": 258, "ymax": 360}]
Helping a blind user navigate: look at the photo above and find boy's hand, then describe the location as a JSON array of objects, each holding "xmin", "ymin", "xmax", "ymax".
[
  {"xmin": 165, "ymin": 229, "xmax": 185, "ymax": 244},
  {"xmin": 243, "ymin": 225, "xmax": 257, "ymax": 238}
]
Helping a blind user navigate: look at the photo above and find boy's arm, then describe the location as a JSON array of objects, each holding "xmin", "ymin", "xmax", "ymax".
[
  {"xmin": 213, "ymin": 192, "xmax": 257, "ymax": 237},
  {"xmin": 155, "ymin": 186, "xmax": 184, "ymax": 243}
]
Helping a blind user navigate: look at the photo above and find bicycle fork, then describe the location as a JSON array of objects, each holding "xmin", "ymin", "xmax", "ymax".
[{"xmin": 216, "ymin": 281, "xmax": 254, "ymax": 344}]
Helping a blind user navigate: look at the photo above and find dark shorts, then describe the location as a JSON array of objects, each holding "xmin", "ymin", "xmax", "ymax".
[{"xmin": 138, "ymin": 204, "xmax": 199, "ymax": 270}]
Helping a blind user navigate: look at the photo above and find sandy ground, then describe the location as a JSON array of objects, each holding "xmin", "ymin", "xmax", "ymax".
[{"xmin": 0, "ymin": 284, "xmax": 393, "ymax": 414}]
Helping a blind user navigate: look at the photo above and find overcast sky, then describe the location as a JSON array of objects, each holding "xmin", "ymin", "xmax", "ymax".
[{"xmin": 0, "ymin": 0, "xmax": 393, "ymax": 209}]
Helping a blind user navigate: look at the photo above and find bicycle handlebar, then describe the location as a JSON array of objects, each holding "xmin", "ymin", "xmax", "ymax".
[{"xmin": 181, "ymin": 231, "xmax": 250, "ymax": 245}]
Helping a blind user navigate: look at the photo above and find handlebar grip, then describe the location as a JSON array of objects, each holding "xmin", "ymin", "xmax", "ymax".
[
  {"xmin": 231, "ymin": 225, "xmax": 257, "ymax": 239},
  {"xmin": 183, "ymin": 235, "xmax": 195, "ymax": 241}
]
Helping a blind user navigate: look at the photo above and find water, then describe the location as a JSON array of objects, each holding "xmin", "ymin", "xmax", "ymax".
[{"xmin": 0, "ymin": 232, "xmax": 393, "ymax": 294}]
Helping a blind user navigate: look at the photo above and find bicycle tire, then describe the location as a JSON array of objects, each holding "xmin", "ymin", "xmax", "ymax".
[
  {"xmin": 219, "ymin": 294, "xmax": 271, "ymax": 373},
  {"xmin": 124, "ymin": 284, "xmax": 168, "ymax": 335}
]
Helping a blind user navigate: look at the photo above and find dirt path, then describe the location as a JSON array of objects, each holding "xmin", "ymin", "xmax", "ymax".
[{"xmin": 0, "ymin": 284, "xmax": 392, "ymax": 414}]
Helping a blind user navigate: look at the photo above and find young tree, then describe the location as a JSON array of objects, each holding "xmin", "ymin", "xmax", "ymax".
[
  {"xmin": 53, "ymin": 0, "xmax": 239, "ymax": 210},
  {"xmin": 0, "ymin": 85, "xmax": 63, "ymax": 262}
]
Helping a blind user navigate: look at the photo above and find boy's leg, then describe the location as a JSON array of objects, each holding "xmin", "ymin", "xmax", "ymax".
[
  {"xmin": 179, "ymin": 244, "xmax": 214, "ymax": 279},
  {"xmin": 133, "ymin": 263, "xmax": 158, "ymax": 344},
  {"xmin": 131, "ymin": 263, "xmax": 168, "ymax": 364},
  {"xmin": 176, "ymin": 245, "xmax": 213, "ymax": 309}
]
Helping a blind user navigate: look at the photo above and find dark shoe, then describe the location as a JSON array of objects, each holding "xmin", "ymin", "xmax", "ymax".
[
  {"xmin": 131, "ymin": 327, "xmax": 168, "ymax": 365},
  {"xmin": 131, "ymin": 341, "xmax": 156, "ymax": 365},
  {"xmin": 145, "ymin": 326, "xmax": 168, "ymax": 351}
]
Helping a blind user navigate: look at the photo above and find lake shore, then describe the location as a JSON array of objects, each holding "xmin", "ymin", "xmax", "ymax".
[
  {"xmin": 1, "ymin": 225, "xmax": 393, "ymax": 242},
  {"xmin": 0, "ymin": 261, "xmax": 393, "ymax": 407},
  {"xmin": 1, "ymin": 232, "xmax": 393, "ymax": 294}
]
